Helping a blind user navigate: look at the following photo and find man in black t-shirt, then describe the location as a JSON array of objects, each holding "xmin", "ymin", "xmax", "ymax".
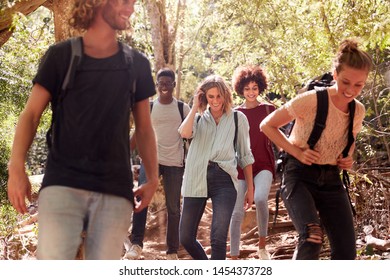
[{"xmin": 7, "ymin": 0, "xmax": 158, "ymax": 260}]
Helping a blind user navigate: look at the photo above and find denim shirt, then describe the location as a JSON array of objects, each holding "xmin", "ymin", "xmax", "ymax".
[{"xmin": 181, "ymin": 108, "xmax": 254, "ymax": 197}]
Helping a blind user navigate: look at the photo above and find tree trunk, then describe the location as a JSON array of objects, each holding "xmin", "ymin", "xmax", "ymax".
[
  {"xmin": 0, "ymin": 29, "xmax": 12, "ymax": 47},
  {"xmin": 0, "ymin": 0, "xmax": 77, "ymax": 47},
  {"xmin": 145, "ymin": 0, "xmax": 171, "ymax": 72},
  {"xmin": 46, "ymin": 0, "xmax": 78, "ymax": 42},
  {"xmin": 144, "ymin": 0, "xmax": 185, "ymax": 77},
  {"xmin": 176, "ymin": 0, "xmax": 186, "ymax": 100},
  {"xmin": 319, "ymin": 2, "xmax": 336, "ymax": 50}
]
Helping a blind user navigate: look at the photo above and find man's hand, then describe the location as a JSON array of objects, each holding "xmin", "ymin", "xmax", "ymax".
[
  {"xmin": 132, "ymin": 180, "xmax": 158, "ymax": 213},
  {"xmin": 7, "ymin": 170, "xmax": 32, "ymax": 214}
]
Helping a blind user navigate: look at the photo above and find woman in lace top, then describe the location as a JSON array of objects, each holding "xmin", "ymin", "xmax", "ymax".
[{"xmin": 260, "ymin": 39, "xmax": 373, "ymax": 259}]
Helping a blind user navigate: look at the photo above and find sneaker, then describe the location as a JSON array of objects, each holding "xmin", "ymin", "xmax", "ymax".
[
  {"xmin": 258, "ymin": 248, "xmax": 270, "ymax": 260},
  {"xmin": 125, "ymin": 244, "xmax": 142, "ymax": 260},
  {"xmin": 123, "ymin": 237, "xmax": 132, "ymax": 252},
  {"xmin": 166, "ymin": 253, "xmax": 179, "ymax": 260}
]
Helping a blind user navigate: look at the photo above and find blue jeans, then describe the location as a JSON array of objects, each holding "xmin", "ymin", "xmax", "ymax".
[
  {"xmin": 37, "ymin": 186, "xmax": 132, "ymax": 259},
  {"xmin": 131, "ymin": 163, "xmax": 184, "ymax": 254},
  {"xmin": 230, "ymin": 170, "xmax": 273, "ymax": 256},
  {"xmin": 281, "ymin": 155, "xmax": 356, "ymax": 260},
  {"xmin": 179, "ymin": 162, "xmax": 237, "ymax": 260}
]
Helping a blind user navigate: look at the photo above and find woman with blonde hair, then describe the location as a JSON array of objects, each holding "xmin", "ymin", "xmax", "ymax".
[{"xmin": 178, "ymin": 75, "xmax": 254, "ymax": 259}]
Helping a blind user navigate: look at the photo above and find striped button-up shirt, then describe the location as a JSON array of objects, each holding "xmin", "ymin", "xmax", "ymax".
[{"xmin": 181, "ymin": 108, "xmax": 254, "ymax": 197}]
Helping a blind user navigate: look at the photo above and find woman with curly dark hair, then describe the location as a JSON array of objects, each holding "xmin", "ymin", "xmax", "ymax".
[{"xmin": 229, "ymin": 65, "xmax": 276, "ymax": 260}]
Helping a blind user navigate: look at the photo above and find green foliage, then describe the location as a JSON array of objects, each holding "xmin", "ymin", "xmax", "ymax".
[
  {"xmin": 147, "ymin": 0, "xmax": 388, "ymax": 107},
  {"xmin": 0, "ymin": 203, "xmax": 18, "ymax": 239},
  {"xmin": 1, "ymin": 0, "xmax": 389, "ymax": 193},
  {"xmin": 167, "ymin": 0, "xmax": 389, "ymax": 163},
  {"xmin": 130, "ymin": 2, "xmax": 154, "ymax": 57},
  {"xmin": 0, "ymin": 0, "xmax": 388, "ymax": 260},
  {"xmin": 0, "ymin": 7, "xmax": 54, "ymax": 202},
  {"xmin": 0, "ymin": 142, "xmax": 10, "ymax": 202},
  {"xmin": 1, "ymin": 10, "xmax": 54, "ymax": 113},
  {"xmin": 130, "ymin": 0, "xmax": 390, "ymax": 164},
  {"xmin": 0, "ymin": 8, "xmax": 53, "ymax": 251}
]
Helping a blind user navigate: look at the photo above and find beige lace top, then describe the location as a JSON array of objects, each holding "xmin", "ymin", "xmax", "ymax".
[{"xmin": 285, "ymin": 90, "xmax": 365, "ymax": 165}]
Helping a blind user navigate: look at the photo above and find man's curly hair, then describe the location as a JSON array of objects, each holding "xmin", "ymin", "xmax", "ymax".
[
  {"xmin": 231, "ymin": 65, "xmax": 268, "ymax": 96},
  {"xmin": 69, "ymin": 0, "xmax": 107, "ymax": 31}
]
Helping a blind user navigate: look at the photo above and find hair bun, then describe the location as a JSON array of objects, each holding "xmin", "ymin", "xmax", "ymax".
[
  {"xmin": 339, "ymin": 39, "xmax": 359, "ymax": 53},
  {"xmin": 333, "ymin": 38, "xmax": 373, "ymax": 73}
]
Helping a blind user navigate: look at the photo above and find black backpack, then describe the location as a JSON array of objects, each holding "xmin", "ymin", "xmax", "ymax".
[
  {"xmin": 306, "ymin": 72, "xmax": 334, "ymax": 91},
  {"xmin": 273, "ymin": 89, "xmax": 356, "ymax": 226},
  {"xmin": 46, "ymin": 37, "xmax": 136, "ymax": 149}
]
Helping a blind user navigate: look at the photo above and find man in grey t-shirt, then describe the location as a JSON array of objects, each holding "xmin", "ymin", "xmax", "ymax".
[{"xmin": 126, "ymin": 68, "xmax": 190, "ymax": 260}]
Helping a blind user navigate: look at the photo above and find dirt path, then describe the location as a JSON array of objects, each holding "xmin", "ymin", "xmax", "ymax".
[
  {"xmin": 126, "ymin": 176, "xmax": 300, "ymax": 260},
  {"xmin": 8, "ymin": 173, "xmax": 388, "ymax": 260}
]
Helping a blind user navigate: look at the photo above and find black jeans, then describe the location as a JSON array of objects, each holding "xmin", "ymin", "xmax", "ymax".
[
  {"xmin": 281, "ymin": 155, "xmax": 356, "ymax": 260},
  {"xmin": 131, "ymin": 163, "xmax": 184, "ymax": 254}
]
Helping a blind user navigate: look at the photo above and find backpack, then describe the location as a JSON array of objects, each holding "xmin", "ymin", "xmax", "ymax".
[
  {"xmin": 297, "ymin": 72, "xmax": 334, "ymax": 93},
  {"xmin": 273, "ymin": 89, "xmax": 356, "ymax": 226},
  {"xmin": 46, "ymin": 37, "xmax": 136, "ymax": 149},
  {"xmin": 307, "ymin": 72, "xmax": 334, "ymax": 90}
]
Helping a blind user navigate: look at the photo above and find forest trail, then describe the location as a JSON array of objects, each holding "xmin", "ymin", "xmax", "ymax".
[
  {"xmin": 128, "ymin": 174, "xmax": 300, "ymax": 260},
  {"xmin": 5, "ymin": 172, "xmax": 390, "ymax": 260}
]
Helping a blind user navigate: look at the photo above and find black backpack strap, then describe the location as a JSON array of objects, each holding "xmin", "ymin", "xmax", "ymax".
[
  {"xmin": 273, "ymin": 188, "xmax": 281, "ymax": 227},
  {"xmin": 48, "ymin": 37, "xmax": 82, "ymax": 149},
  {"xmin": 342, "ymin": 100, "xmax": 356, "ymax": 158},
  {"xmin": 342, "ymin": 100, "xmax": 357, "ymax": 216},
  {"xmin": 307, "ymin": 89, "xmax": 328, "ymax": 149},
  {"xmin": 233, "ymin": 111, "xmax": 238, "ymax": 152},
  {"xmin": 121, "ymin": 43, "xmax": 137, "ymax": 109},
  {"xmin": 178, "ymin": 100, "xmax": 184, "ymax": 121},
  {"xmin": 61, "ymin": 37, "xmax": 82, "ymax": 94},
  {"xmin": 177, "ymin": 100, "xmax": 186, "ymax": 166},
  {"xmin": 342, "ymin": 169, "xmax": 356, "ymax": 216},
  {"xmin": 150, "ymin": 101, "xmax": 153, "ymax": 112}
]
